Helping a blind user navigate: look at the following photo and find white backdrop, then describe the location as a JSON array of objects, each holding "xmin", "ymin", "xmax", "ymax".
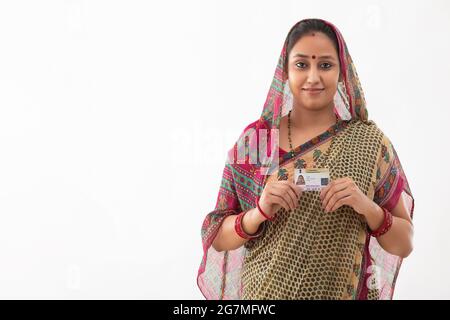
[{"xmin": 0, "ymin": 0, "xmax": 448, "ymax": 299}]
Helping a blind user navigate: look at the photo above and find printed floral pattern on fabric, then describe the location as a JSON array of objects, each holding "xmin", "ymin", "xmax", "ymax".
[
  {"xmin": 198, "ymin": 162, "xmax": 244, "ymax": 300},
  {"xmin": 373, "ymin": 134, "xmax": 405, "ymax": 212},
  {"xmin": 363, "ymin": 133, "xmax": 414, "ymax": 300}
]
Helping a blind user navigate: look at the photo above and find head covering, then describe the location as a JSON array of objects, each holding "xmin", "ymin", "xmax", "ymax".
[{"xmin": 197, "ymin": 18, "xmax": 414, "ymax": 300}]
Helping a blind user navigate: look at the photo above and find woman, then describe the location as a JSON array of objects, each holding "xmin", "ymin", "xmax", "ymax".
[{"xmin": 197, "ymin": 18, "xmax": 414, "ymax": 300}]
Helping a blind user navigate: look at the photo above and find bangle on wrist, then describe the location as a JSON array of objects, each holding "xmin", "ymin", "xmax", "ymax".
[
  {"xmin": 368, "ymin": 206, "xmax": 393, "ymax": 237},
  {"xmin": 234, "ymin": 209, "xmax": 265, "ymax": 240},
  {"xmin": 256, "ymin": 196, "xmax": 275, "ymax": 221}
]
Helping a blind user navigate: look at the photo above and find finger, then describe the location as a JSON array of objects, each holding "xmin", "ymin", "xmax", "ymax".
[
  {"xmin": 330, "ymin": 177, "xmax": 347, "ymax": 185},
  {"xmin": 320, "ymin": 183, "xmax": 331, "ymax": 201},
  {"xmin": 325, "ymin": 188, "xmax": 352, "ymax": 212},
  {"xmin": 282, "ymin": 185, "xmax": 298, "ymax": 209},
  {"xmin": 272, "ymin": 184, "xmax": 296, "ymax": 210},
  {"xmin": 288, "ymin": 181, "xmax": 303, "ymax": 198},
  {"xmin": 279, "ymin": 180, "xmax": 302, "ymax": 198},
  {"xmin": 271, "ymin": 184, "xmax": 295, "ymax": 209},
  {"xmin": 277, "ymin": 184, "xmax": 298, "ymax": 209},
  {"xmin": 320, "ymin": 179, "xmax": 346, "ymax": 200},
  {"xmin": 329, "ymin": 195, "xmax": 351, "ymax": 212},
  {"xmin": 269, "ymin": 191, "xmax": 291, "ymax": 212},
  {"xmin": 322, "ymin": 182, "xmax": 348, "ymax": 210}
]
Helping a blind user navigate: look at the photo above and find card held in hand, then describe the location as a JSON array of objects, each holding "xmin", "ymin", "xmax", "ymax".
[{"xmin": 294, "ymin": 168, "xmax": 330, "ymax": 191}]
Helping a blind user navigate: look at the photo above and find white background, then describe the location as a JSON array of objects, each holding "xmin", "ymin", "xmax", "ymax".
[{"xmin": 0, "ymin": 0, "xmax": 448, "ymax": 299}]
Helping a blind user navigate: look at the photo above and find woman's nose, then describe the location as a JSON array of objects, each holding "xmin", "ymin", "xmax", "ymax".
[{"xmin": 306, "ymin": 68, "xmax": 320, "ymax": 83}]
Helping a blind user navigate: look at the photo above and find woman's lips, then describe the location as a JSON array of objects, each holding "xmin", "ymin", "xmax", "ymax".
[{"xmin": 302, "ymin": 88, "xmax": 324, "ymax": 95}]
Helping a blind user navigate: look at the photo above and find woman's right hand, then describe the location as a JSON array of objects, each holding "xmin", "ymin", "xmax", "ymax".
[{"xmin": 257, "ymin": 181, "xmax": 304, "ymax": 219}]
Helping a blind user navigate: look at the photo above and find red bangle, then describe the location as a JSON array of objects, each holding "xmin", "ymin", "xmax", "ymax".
[
  {"xmin": 234, "ymin": 210, "xmax": 265, "ymax": 240},
  {"xmin": 256, "ymin": 197, "xmax": 275, "ymax": 221},
  {"xmin": 368, "ymin": 207, "xmax": 393, "ymax": 237}
]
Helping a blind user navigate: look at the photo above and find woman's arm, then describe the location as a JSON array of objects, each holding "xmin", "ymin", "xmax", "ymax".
[
  {"xmin": 212, "ymin": 208, "xmax": 266, "ymax": 252},
  {"xmin": 364, "ymin": 193, "xmax": 414, "ymax": 258}
]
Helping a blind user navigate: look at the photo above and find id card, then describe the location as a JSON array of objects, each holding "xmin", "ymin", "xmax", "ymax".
[{"xmin": 294, "ymin": 168, "xmax": 330, "ymax": 191}]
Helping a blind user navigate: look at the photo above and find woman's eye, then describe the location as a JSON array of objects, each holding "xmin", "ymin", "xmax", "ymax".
[
  {"xmin": 296, "ymin": 62, "xmax": 307, "ymax": 69},
  {"xmin": 295, "ymin": 62, "xmax": 332, "ymax": 69}
]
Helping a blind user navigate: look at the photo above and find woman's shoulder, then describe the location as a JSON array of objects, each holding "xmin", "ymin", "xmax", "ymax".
[
  {"xmin": 235, "ymin": 118, "xmax": 270, "ymax": 140},
  {"xmin": 350, "ymin": 118, "xmax": 385, "ymax": 137},
  {"xmin": 350, "ymin": 119, "xmax": 397, "ymax": 155},
  {"xmin": 225, "ymin": 118, "xmax": 265, "ymax": 163},
  {"xmin": 243, "ymin": 118, "xmax": 269, "ymax": 132}
]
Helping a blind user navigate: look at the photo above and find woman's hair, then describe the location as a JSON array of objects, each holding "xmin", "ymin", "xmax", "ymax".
[{"xmin": 283, "ymin": 19, "xmax": 340, "ymax": 77}]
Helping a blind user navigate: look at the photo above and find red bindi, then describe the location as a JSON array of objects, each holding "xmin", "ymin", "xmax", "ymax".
[{"xmin": 312, "ymin": 55, "xmax": 316, "ymax": 59}]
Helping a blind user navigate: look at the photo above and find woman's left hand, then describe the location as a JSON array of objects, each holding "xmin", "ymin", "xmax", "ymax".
[{"xmin": 319, "ymin": 177, "xmax": 373, "ymax": 217}]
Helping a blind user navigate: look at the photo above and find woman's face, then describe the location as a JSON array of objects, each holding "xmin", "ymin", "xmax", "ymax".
[{"xmin": 286, "ymin": 32, "xmax": 340, "ymax": 112}]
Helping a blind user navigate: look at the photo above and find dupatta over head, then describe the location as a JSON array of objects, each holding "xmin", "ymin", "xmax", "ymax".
[{"xmin": 197, "ymin": 18, "xmax": 415, "ymax": 300}]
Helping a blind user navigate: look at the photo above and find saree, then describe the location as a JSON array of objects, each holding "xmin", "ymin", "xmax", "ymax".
[{"xmin": 197, "ymin": 18, "xmax": 415, "ymax": 300}]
